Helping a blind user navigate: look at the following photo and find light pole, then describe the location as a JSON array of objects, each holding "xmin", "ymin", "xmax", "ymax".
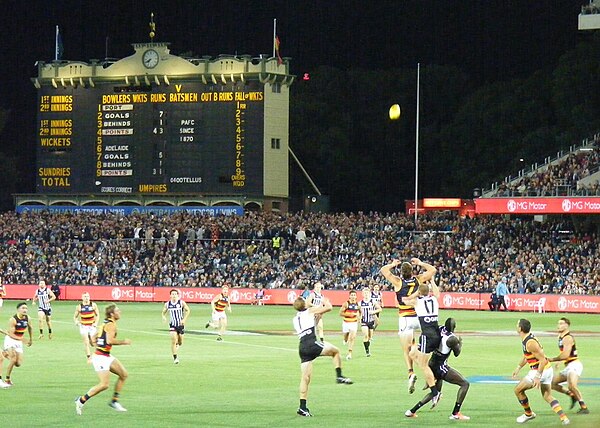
[
  {"xmin": 389, "ymin": 64, "xmax": 420, "ymax": 226},
  {"xmin": 414, "ymin": 63, "xmax": 420, "ymax": 227}
]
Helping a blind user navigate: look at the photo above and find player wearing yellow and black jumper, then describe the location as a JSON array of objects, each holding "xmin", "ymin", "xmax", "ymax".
[
  {"xmin": 339, "ymin": 290, "xmax": 360, "ymax": 360},
  {"xmin": 549, "ymin": 317, "xmax": 589, "ymax": 414},
  {"xmin": 512, "ymin": 318, "xmax": 569, "ymax": 425},
  {"xmin": 380, "ymin": 258, "xmax": 436, "ymax": 394},
  {"xmin": 0, "ymin": 302, "xmax": 33, "ymax": 388},
  {"xmin": 75, "ymin": 305, "xmax": 131, "ymax": 415},
  {"xmin": 73, "ymin": 292, "xmax": 99, "ymax": 362},
  {"xmin": 206, "ymin": 285, "xmax": 232, "ymax": 341}
]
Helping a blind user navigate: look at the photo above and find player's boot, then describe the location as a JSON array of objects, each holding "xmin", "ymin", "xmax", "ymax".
[
  {"xmin": 404, "ymin": 410, "xmax": 418, "ymax": 418},
  {"xmin": 336, "ymin": 376, "xmax": 353, "ymax": 384},
  {"xmin": 109, "ymin": 401, "xmax": 128, "ymax": 412},
  {"xmin": 297, "ymin": 408, "xmax": 312, "ymax": 417},
  {"xmin": 516, "ymin": 412, "xmax": 536, "ymax": 423},
  {"xmin": 75, "ymin": 399, "xmax": 84, "ymax": 415},
  {"xmin": 408, "ymin": 373, "xmax": 417, "ymax": 394},
  {"xmin": 431, "ymin": 392, "xmax": 442, "ymax": 409},
  {"xmin": 449, "ymin": 412, "xmax": 470, "ymax": 420}
]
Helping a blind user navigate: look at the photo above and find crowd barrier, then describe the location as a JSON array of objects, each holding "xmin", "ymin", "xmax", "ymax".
[{"xmin": 3, "ymin": 285, "xmax": 600, "ymax": 314}]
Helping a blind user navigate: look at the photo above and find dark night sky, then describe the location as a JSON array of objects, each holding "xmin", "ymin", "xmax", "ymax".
[{"xmin": 0, "ymin": 0, "xmax": 586, "ymax": 194}]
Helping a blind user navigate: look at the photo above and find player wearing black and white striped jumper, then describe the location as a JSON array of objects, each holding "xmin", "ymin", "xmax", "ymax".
[
  {"xmin": 306, "ymin": 282, "xmax": 325, "ymax": 342},
  {"xmin": 405, "ymin": 318, "xmax": 470, "ymax": 420},
  {"xmin": 33, "ymin": 280, "xmax": 56, "ymax": 340},
  {"xmin": 360, "ymin": 288, "xmax": 382, "ymax": 357},
  {"xmin": 402, "ymin": 275, "xmax": 443, "ymax": 408},
  {"xmin": 162, "ymin": 289, "xmax": 190, "ymax": 364},
  {"xmin": 293, "ymin": 296, "xmax": 352, "ymax": 417}
]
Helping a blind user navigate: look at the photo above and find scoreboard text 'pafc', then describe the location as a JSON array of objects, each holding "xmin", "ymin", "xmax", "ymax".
[{"xmin": 36, "ymin": 82, "xmax": 264, "ymax": 195}]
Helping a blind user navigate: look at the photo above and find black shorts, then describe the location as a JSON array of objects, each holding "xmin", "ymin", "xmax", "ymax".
[
  {"xmin": 299, "ymin": 340, "xmax": 324, "ymax": 363},
  {"xmin": 39, "ymin": 308, "xmax": 52, "ymax": 317},
  {"xmin": 361, "ymin": 321, "xmax": 375, "ymax": 330},
  {"xmin": 430, "ymin": 362, "xmax": 450, "ymax": 380},
  {"xmin": 418, "ymin": 333, "xmax": 441, "ymax": 354},
  {"xmin": 170, "ymin": 325, "xmax": 185, "ymax": 335}
]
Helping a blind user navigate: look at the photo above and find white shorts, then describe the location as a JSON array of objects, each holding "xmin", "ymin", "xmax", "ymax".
[
  {"xmin": 92, "ymin": 354, "xmax": 115, "ymax": 372},
  {"xmin": 398, "ymin": 316, "xmax": 420, "ymax": 334},
  {"xmin": 525, "ymin": 367, "xmax": 553, "ymax": 385},
  {"xmin": 79, "ymin": 324, "xmax": 97, "ymax": 337},
  {"xmin": 3, "ymin": 336, "xmax": 24, "ymax": 354},
  {"xmin": 560, "ymin": 360, "xmax": 583, "ymax": 378},
  {"xmin": 342, "ymin": 321, "xmax": 358, "ymax": 334},
  {"xmin": 212, "ymin": 311, "xmax": 227, "ymax": 322},
  {"xmin": 0, "ymin": 298, "xmax": 3, "ymax": 308}
]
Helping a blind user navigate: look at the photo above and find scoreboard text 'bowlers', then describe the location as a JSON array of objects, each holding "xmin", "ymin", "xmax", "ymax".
[{"xmin": 37, "ymin": 82, "xmax": 264, "ymax": 194}]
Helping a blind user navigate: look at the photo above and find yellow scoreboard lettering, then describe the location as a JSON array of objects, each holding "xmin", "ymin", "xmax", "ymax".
[{"xmin": 138, "ymin": 184, "xmax": 168, "ymax": 193}]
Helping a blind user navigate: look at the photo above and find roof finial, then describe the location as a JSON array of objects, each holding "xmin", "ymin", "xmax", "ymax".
[{"xmin": 149, "ymin": 13, "xmax": 156, "ymax": 41}]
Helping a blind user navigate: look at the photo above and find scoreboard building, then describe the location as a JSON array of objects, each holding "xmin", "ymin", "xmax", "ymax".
[{"xmin": 22, "ymin": 42, "xmax": 293, "ymax": 212}]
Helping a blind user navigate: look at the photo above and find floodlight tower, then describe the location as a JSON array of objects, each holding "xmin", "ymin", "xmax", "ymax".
[{"xmin": 579, "ymin": 1, "xmax": 600, "ymax": 29}]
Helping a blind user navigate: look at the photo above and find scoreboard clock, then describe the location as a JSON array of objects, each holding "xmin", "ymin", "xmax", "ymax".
[{"xmin": 33, "ymin": 42, "xmax": 291, "ymax": 203}]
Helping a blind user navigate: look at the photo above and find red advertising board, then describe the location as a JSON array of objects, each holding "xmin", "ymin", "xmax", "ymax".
[
  {"xmin": 4, "ymin": 285, "xmax": 600, "ymax": 314},
  {"xmin": 475, "ymin": 197, "xmax": 600, "ymax": 214}
]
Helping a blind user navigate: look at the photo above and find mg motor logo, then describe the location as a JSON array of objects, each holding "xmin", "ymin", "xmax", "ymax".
[
  {"xmin": 111, "ymin": 288, "xmax": 122, "ymax": 299},
  {"xmin": 229, "ymin": 290, "xmax": 240, "ymax": 303},
  {"xmin": 558, "ymin": 297, "xmax": 568, "ymax": 311},
  {"xmin": 443, "ymin": 294, "xmax": 453, "ymax": 307},
  {"xmin": 562, "ymin": 199, "xmax": 572, "ymax": 212},
  {"xmin": 507, "ymin": 200, "xmax": 517, "ymax": 212},
  {"xmin": 287, "ymin": 291, "xmax": 298, "ymax": 303}
]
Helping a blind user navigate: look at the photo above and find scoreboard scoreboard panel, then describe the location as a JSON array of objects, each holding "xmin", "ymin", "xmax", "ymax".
[{"xmin": 36, "ymin": 81, "xmax": 264, "ymax": 195}]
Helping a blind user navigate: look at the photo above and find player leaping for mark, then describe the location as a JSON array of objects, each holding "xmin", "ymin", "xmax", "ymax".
[
  {"xmin": 380, "ymin": 257, "xmax": 436, "ymax": 394},
  {"xmin": 401, "ymin": 274, "xmax": 443, "ymax": 409}
]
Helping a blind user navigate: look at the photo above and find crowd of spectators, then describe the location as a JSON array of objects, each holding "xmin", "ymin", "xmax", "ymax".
[
  {"xmin": 0, "ymin": 210, "xmax": 597, "ymax": 296},
  {"xmin": 495, "ymin": 141, "xmax": 600, "ymax": 197}
]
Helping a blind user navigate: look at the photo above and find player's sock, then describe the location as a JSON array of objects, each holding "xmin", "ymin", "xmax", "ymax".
[
  {"xmin": 173, "ymin": 354, "xmax": 178, "ymax": 360},
  {"xmin": 550, "ymin": 399, "xmax": 568, "ymax": 421},
  {"xmin": 320, "ymin": 337, "xmax": 324, "ymax": 342},
  {"xmin": 429, "ymin": 386, "xmax": 440, "ymax": 396},
  {"xmin": 300, "ymin": 399, "xmax": 307, "ymax": 410},
  {"xmin": 519, "ymin": 398, "xmax": 533, "ymax": 416},
  {"xmin": 48, "ymin": 328, "xmax": 52, "ymax": 334},
  {"xmin": 410, "ymin": 400, "xmax": 426, "ymax": 414},
  {"xmin": 579, "ymin": 401, "xmax": 588, "ymax": 409},
  {"xmin": 112, "ymin": 392, "xmax": 120, "ymax": 403},
  {"xmin": 363, "ymin": 341, "xmax": 370, "ymax": 353},
  {"xmin": 39, "ymin": 329, "xmax": 43, "ymax": 335},
  {"xmin": 408, "ymin": 369, "xmax": 414, "ymax": 378},
  {"xmin": 80, "ymin": 394, "xmax": 90, "ymax": 404},
  {"xmin": 452, "ymin": 402, "xmax": 462, "ymax": 415},
  {"xmin": 335, "ymin": 367, "xmax": 342, "ymax": 377}
]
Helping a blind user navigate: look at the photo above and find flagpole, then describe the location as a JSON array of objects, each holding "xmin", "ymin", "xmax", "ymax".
[
  {"xmin": 273, "ymin": 18, "xmax": 277, "ymax": 58},
  {"xmin": 55, "ymin": 26, "xmax": 59, "ymax": 61}
]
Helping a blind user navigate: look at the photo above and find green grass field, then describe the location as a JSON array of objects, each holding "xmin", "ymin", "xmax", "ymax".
[{"xmin": 1, "ymin": 301, "xmax": 598, "ymax": 427}]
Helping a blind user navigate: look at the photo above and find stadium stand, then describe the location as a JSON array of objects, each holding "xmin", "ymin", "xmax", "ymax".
[{"xmin": 0, "ymin": 211, "xmax": 597, "ymax": 295}]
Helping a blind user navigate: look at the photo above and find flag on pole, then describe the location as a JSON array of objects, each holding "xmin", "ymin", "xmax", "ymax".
[
  {"xmin": 55, "ymin": 26, "xmax": 64, "ymax": 61},
  {"xmin": 274, "ymin": 35, "xmax": 283, "ymax": 65}
]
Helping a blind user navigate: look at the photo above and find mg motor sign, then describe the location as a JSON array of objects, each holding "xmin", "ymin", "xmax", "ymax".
[
  {"xmin": 475, "ymin": 197, "xmax": 600, "ymax": 214},
  {"xmin": 2, "ymin": 285, "xmax": 600, "ymax": 313},
  {"xmin": 111, "ymin": 287, "xmax": 134, "ymax": 300}
]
